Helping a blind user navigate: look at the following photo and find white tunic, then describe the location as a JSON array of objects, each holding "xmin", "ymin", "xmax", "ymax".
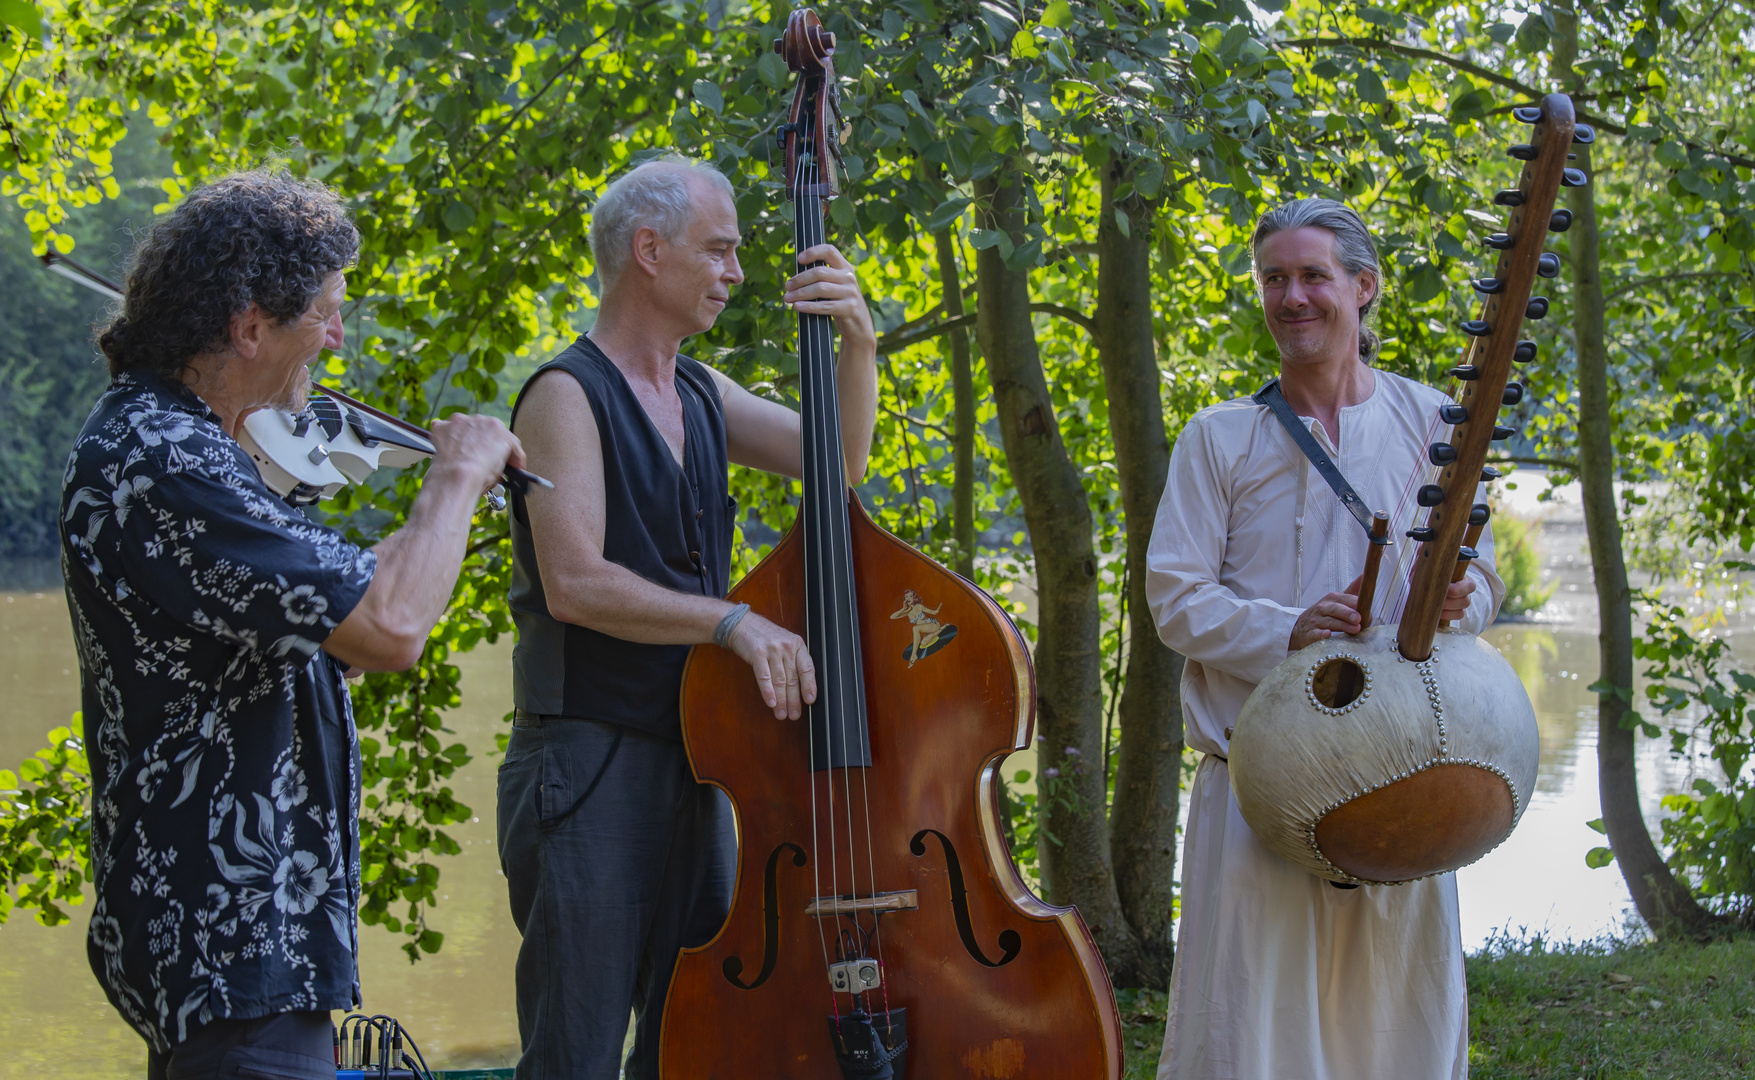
[{"xmin": 1146, "ymin": 370, "xmax": 1504, "ymax": 1080}]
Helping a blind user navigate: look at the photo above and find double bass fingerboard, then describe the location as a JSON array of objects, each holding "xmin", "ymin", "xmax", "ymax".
[{"xmin": 788, "ymin": 57, "xmax": 872, "ymax": 772}]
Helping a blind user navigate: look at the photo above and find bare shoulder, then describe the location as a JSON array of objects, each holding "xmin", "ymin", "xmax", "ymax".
[{"xmin": 514, "ymin": 368, "xmax": 593, "ymax": 435}]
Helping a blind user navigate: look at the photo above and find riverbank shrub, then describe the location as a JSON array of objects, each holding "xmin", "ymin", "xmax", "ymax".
[
  {"xmin": 1495, "ymin": 512, "xmax": 1555, "ymax": 618},
  {"xmin": 1630, "ymin": 599, "xmax": 1755, "ymax": 926},
  {"xmin": 0, "ymin": 714, "xmax": 91, "ymax": 927}
]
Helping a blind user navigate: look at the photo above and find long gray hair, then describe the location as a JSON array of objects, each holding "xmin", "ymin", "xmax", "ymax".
[
  {"xmin": 589, "ymin": 157, "xmax": 734, "ymax": 289},
  {"xmin": 1249, "ymin": 197, "xmax": 1383, "ymax": 360}
]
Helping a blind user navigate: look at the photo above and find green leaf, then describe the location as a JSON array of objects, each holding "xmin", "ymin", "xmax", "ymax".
[
  {"xmin": 691, "ymin": 79, "xmax": 723, "ymax": 115},
  {"xmin": 1041, "ymin": 0, "xmax": 1074, "ymax": 29},
  {"xmin": 756, "ymin": 51, "xmax": 787, "ymax": 89},
  {"xmin": 441, "ymin": 200, "xmax": 476, "ymax": 232},
  {"xmin": 0, "ymin": 769, "xmax": 16, "ymax": 790},
  {"xmin": 927, "ymin": 197, "xmax": 971, "ymax": 231},
  {"xmin": 968, "ymin": 228, "xmax": 1005, "ymax": 251},
  {"xmin": 1357, "ymin": 70, "xmax": 1387, "ymax": 106},
  {"xmin": 1113, "ymin": 206, "xmax": 1130, "ymax": 239},
  {"xmin": 1586, "ymin": 817, "xmax": 1607, "ymax": 834},
  {"xmin": 0, "ymin": 0, "xmax": 43, "ymax": 35},
  {"xmin": 1584, "ymin": 846, "xmax": 1616, "ymax": 869}
]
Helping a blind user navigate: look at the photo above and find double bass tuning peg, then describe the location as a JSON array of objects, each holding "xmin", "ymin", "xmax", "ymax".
[
  {"xmin": 1573, "ymin": 124, "xmax": 1596, "ymax": 144},
  {"xmin": 1537, "ymin": 253, "xmax": 1561, "ymax": 278},
  {"xmin": 1483, "ymin": 233, "xmax": 1516, "ymax": 251},
  {"xmin": 1508, "ymin": 144, "xmax": 1540, "ymax": 162},
  {"xmin": 1549, "ymin": 209, "xmax": 1574, "ymax": 232},
  {"xmin": 1525, "ymin": 296, "xmax": 1549, "ymax": 319},
  {"xmin": 1513, "ymin": 105, "xmax": 1543, "ymax": 124},
  {"xmin": 1562, "ymin": 167, "xmax": 1588, "ymax": 187},
  {"xmin": 1493, "ymin": 189, "xmax": 1526, "ymax": 207},
  {"xmin": 1418, "ymin": 484, "xmax": 1447, "ymax": 507},
  {"xmin": 1472, "ymin": 277, "xmax": 1505, "ymax": 295}
]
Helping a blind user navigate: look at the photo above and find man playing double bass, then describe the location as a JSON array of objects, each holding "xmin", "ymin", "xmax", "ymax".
[
  {"xmin": 498, "ymin": 157, "xmax": 877, "ymax": 1079},
  {"xmin": 1146, "ymin": 198, "xmax": 1505, "ymax": 1079}
]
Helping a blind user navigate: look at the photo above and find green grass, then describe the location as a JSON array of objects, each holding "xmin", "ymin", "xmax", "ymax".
[
  {"xmin": 1466, "ymin": 934, "xmax": 1755, "ymax": 1078},
  {"xmin": 1117, "ymin": 936, "xmax": 1755, "ymax": 1080}
]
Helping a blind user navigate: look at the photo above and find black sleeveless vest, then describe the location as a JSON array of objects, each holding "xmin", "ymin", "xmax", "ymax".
[{"xmin": 508, "ymin": 335, "xmax": 734, "ymax": 740}]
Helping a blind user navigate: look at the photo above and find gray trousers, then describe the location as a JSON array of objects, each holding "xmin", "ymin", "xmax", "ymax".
[
  {"xmin": 145, "ymin": 1011, "xmax": 333, "ymax": 1080},
  {"xmin": 497, "ymin": 718, "xmax": 735, "ymax": 1080}
]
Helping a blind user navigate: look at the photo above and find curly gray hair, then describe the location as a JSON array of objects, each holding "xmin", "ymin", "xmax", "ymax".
[
  {"xmin": 589, "ymin": 157, "xmax": 734, "ymax": 290},
  {"xmin": 1250, "ymin": 197, "xmax": 1383, "ymax": 360},
  {"xmin": 99, "ymin": 170, "xmax": 359, "ymax": 379}
]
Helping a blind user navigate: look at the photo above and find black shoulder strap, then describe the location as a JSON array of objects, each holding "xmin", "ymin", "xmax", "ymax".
[{"xmin": 1252, "ymin": 378, "xmax": 1383, "ymax": 541}]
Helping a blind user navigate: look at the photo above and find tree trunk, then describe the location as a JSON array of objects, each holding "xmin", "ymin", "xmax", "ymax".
[
  {"xmin": 973, "ymin": 167, "xmax": 1145, "ymax": 981},
  {"xmin": 1554, "ymin": 7, "xmax": 1721, "ymax": 937},
  {"xmin": 1094, "ymin": 162, "xmax": 1182, "ymax": 988},
  {"xmin": 935, "ymin": 229, "xmax": 977, "ymax": 581}
]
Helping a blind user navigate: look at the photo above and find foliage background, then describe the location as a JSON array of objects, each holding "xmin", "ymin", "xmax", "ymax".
[{"xmin": 2, "ymin": 0, "xmax": 1752, "ymax": 963}]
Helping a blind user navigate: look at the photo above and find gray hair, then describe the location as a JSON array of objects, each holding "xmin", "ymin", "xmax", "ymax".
[
  {"xmin": 1250, "ymin": 197, "xmax": 1383, "ymax": 360},
  {"xmin": 589, "ymin": 157, "xmax": 735, "ymax": 289}
]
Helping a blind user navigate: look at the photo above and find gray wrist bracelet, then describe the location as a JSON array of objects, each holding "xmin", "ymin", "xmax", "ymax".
[{"xmin": 713, "ymin": 602, "xmax": 752, "ymax": 648}]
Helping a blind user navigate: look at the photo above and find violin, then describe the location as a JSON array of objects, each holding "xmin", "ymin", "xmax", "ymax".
[
  {"xmin": 41, "ymin": 248, "xmax": 550, "ymax": 507},
  {"xmin": 658, "ymin": 12, "xmax": 1121, "ymax": 1078}
]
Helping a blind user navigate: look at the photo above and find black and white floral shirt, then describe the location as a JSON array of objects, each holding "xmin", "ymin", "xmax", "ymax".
[{"xmin": 60, "ymin": 371, "xmax": 375, "ymax": 1051}]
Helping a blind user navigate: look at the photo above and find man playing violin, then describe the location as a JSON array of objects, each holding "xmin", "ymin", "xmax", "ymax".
[
  {"xmin": 61, "ymin": 171, "xmax": 525, "ymax": 1080},
  {"xmin": 498, "ymin": 156, "xmax": 877, "ymax": 1080},
  {"xmin": 1145, "ymin": 198, "xmax": 1504, "ymax": 1079}
]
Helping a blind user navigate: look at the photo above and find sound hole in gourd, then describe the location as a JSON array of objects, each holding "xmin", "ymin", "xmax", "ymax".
[{"xmin": 1311, "ymin": 657, "xmax": 1366, "ymax": 709}]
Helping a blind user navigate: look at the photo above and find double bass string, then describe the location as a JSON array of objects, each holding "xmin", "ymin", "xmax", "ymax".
[
  {"xmin": 796, "ymin": 106, "xmax": 892, "ymax": 1018},
  {"xmin": 794, "ymin": 114, "xmax": 840, "ymax": 994}
]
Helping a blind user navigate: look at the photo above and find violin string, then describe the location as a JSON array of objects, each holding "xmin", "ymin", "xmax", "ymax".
[{"xmin": 793, "ymin": 111, "xmax": 837, "ymax": 990}]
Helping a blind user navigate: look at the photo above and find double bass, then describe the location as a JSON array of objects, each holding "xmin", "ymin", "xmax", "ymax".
[
  {"xmin": 1230, "ymin": 95, "xmax": 1592, "ymax": 885},
  {"xmin": 660, "ymin": 11, "xmax": 1121, "ymax": 1078}
]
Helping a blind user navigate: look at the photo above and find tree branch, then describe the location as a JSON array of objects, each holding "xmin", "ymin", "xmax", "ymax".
[
  {"xmin": 1487, "ymin": 455, "xmax": 1579, "ymax": 472},
  {"xmin": 454, "ymin": 13, "xmax": 638, "ymax": 176},
  {"xmin": 880, "ymin": 401, "xmax": 953, "ymax": 440},
  {"xmin": 876, "ymin": 302, "xmax": 1097, "ymax": 354},
  {"xmin": 1604, "ymin": 270, "xmax": 1742, "ymax": 302},
  {"xmin": 1034, "ymin": 302, "xmax": 1099, "ymax": 334},
  {"xmin": 1277, "ymin": 35, "xmax": 1755, "ymax": 169},
  {"xmin": 878, "ymin": 311, "xmax": 975, "ymax": 354}
]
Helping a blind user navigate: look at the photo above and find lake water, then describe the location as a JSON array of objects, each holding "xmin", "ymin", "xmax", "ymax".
[{"xmin": 0, "ymin": 482, "xmax": 1738, "ymax": 1075}]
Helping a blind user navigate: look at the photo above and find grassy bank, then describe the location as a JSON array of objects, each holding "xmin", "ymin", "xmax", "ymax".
[{"xmin": 1117, "ymin": 936, "xmax": 1755, "ymax": 1078}]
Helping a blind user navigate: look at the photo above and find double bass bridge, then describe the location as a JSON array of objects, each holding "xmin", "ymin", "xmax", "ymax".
[{"xmin": 804, "ymin": 889, "xmax": 919, "ymax": 917}]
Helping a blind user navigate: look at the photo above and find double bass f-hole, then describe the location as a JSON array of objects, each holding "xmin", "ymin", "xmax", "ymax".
[
  {"xmin": 910, "ymin": 830, "xmax": 1022, "ymax": 968},
  {"xmin": 723, "ymin": 842, "xmax": 810, "ymax": 991}
]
